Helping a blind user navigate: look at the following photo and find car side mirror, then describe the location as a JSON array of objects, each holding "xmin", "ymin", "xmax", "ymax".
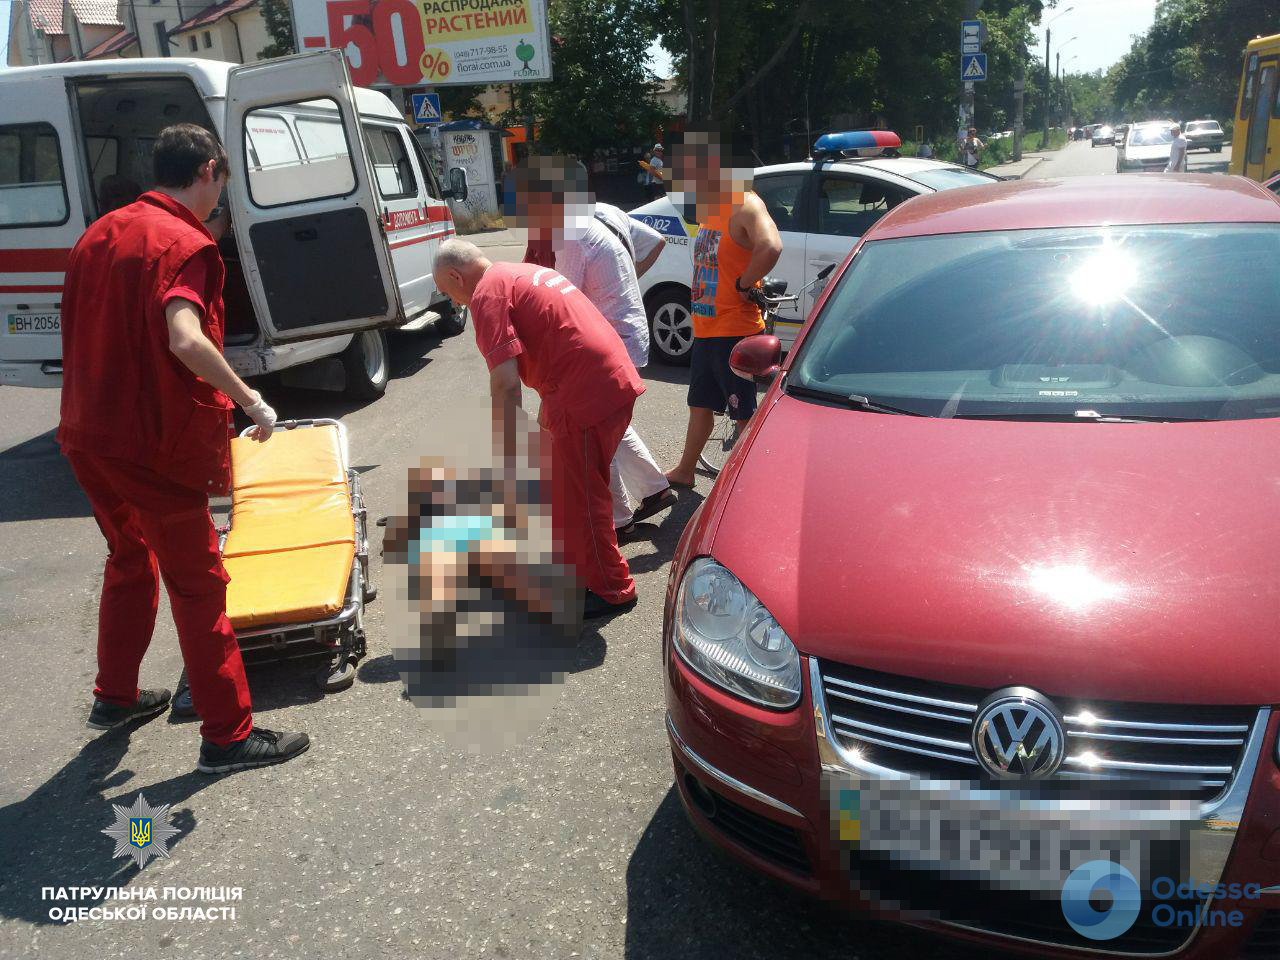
[
  {"xmin": 730, "ymin": 334, "xmax": 782, "ymax": 383},
  {"xmin": 445, "ymin": 166, "xmax": 468, "ymax": 202}
]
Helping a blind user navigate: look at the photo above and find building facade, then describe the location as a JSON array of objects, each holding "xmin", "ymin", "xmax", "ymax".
[{"xmin": 7, "ymin": 0, "xmax": 271, "ymax": 66}]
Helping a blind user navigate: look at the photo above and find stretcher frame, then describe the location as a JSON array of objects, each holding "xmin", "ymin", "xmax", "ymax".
[{"xmin": 217, "ymin": 418, "xmax": 372, "ymax": 690}]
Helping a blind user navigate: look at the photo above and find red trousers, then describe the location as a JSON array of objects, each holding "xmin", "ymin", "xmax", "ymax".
[
  {"xmin": 65, "ymin": 450, "xmax": 252, "ymax": 747},
  {"xmin": 548, "ymin": 402, "xmax": 636, "ymax": 605}
]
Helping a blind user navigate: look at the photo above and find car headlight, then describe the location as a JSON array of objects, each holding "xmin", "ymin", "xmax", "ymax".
[{"xmin": 673, "ymin": 557, "xmax": 801, "ymax": 708}]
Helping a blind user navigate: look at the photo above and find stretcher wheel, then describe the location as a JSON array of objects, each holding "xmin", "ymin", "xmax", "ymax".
[
  {"xmin": 363, "ymin": 581, "xmax": 378, "ymax": 603},
  {"xmin": 316, "ymin": 657, "xmax": 356, "ymax": 692}
]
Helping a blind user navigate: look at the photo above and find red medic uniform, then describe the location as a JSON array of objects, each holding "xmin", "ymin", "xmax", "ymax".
[
  {"xmin": 57, "ymin": 191, "xmax": 252, "ymax": 747},
  {"xmin": 470, "ymin": 261, "xmax": 643, "ymax": 604}
]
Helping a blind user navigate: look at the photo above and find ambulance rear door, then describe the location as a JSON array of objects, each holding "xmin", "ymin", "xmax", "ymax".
[
  {"xmin": 225, "ymin": 51, "xmax": 403, "ymax": 344},
  {"xmin": 0, "ymin": 72, "xmax": 84, "ymax": 387}
]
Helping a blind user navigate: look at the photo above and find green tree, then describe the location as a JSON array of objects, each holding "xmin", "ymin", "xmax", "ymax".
[
  {"xmin": 258, "ymin": 0, "xmax": 296, "ymax": 60},
  {"xmin": 1107, "ymin": 0, "xmax": 1275, "ymax": 123},
  {"xmin": 508, "ymin": 0, "xmax": 669, "ymax": 157}
]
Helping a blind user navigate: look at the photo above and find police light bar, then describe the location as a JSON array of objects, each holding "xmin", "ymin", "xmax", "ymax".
[{"xmin": 812, "ymin": 130, "xmax": 902, "ymax": 159}]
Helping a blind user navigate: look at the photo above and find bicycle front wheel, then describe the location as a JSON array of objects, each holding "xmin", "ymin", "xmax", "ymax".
[{"xmin": 697, "ymin": 414, "xmax": 740, "ymax": 477}]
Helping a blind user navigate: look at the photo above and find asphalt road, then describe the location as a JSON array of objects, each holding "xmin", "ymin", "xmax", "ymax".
[
  {"xmin": 1024, "ymin": 137, "xmax": 1233, "ymax": 179},
  {"xmin": 0, "ymin": 234, "xmax": 999, "ymax": 960}
]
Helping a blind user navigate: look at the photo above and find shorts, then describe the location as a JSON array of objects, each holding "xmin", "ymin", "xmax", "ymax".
[
  {"xmin": 414, "ymin": 513, "xmax": 504, "ymax": 556},
  {"xmin": 688, "ymin": 336, "xmax": 758, "ymax": 420}
]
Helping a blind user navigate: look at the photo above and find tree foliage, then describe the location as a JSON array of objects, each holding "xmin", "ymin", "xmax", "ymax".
[
  {"xmin": 259, "ymin": 0, "xmax": 296, "ymax": 60},
  {"xmin": 1107, "ymin": 0, "xmax": 1275, "ymax": 122},
  {"xmin": 637, "ymin": 0, "xmax": 1057, "ymax": 159},
  {"xmin": 506, "ymin": 0, "xmax": 669, "ymax": 157}
]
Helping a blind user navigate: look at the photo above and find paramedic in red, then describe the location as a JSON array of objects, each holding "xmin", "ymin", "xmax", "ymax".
[
  {"xmin": 432, "ymin": 238, "xmax": 643, "ymax": 619},
  {"xmin": 57, "ymin": 124, "xmax": 310, "ymax": 774}
]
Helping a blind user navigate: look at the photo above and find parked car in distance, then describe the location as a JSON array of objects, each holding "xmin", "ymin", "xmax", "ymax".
[
  {"xmin": 663, "ymin": 173, "xmax": 1280, "ymax": 960},
  {"xmin": 1090, "ymin": 124, "xmax": 1116, "ymax": 147},
  {"xmin": 1184, "ymin": 119, "xmax": 1225, "ymax": 153},
  {"xmin": 1117, "ymin": 122, "xmax": 1174, "ymax": 172}
]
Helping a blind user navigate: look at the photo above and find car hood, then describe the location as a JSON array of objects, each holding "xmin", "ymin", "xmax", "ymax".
[
  {"xmin": 710, "ymin": 393, "xmax": 1280, "ymax": 705},
  {"xmin": 1126, "ymin": 144, "xmax": 1172, "ymax": 160}
]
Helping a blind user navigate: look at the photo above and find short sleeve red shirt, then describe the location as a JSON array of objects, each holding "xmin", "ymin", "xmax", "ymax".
[{"xmin": 470, "ymin": 261, "xmax": 644, "ymax": 430}]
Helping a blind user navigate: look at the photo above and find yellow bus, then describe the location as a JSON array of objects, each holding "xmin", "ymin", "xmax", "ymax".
[{"xmin": 1230, "ymin": 32, "xmax": 1280, "ymax": 182}]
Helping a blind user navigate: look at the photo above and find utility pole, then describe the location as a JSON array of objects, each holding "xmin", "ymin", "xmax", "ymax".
[
  {"xmin": 1056, "ymin": 51, "xmax": 1061, "ymax": 129},
  {"xmin": 1012, "ymin": 5, "xmax": 1026, "ymax": 162},
  {"xmin": 961, "ymin": 0, "xmax": 983, "ymax": 140},
  {"xmin": 1041, "ymin": 26, "xmax": 1051, "ymax": 149}
]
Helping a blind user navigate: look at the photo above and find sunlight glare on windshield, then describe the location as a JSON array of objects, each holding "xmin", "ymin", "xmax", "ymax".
[{"xmin": 1070, "ymin": 251, "xmax": 1137, "ymax": 304}]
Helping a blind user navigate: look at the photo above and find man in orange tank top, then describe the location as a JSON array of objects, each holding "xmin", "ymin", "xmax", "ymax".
[{"xmin": 665, "ymin": 127, "xmax": 782, "ymax": 489}]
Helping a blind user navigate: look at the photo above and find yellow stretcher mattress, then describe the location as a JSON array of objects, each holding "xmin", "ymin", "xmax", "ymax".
[{"xmin": 223, "ymin": 426, "xmax": 356, "ymax": 629}]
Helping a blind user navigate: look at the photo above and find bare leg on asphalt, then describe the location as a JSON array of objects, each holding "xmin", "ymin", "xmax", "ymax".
[{"xmin": 666, "ymin": 407, "xmax": 715, "ymax": 486}]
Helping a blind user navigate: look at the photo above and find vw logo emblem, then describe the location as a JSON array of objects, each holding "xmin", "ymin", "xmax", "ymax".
[{"xmin": 971, "ymin": 687, "xmax": 1067, "ymax": 780}]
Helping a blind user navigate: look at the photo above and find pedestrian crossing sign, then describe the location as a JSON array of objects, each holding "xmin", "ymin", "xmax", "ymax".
[
  {"xmin": 962, "ymin": 53, "xmax": 987, "ymax": 81},
  {"xmin": 411, "ymin": 93, "xmax": 442, "ymax": 125}
]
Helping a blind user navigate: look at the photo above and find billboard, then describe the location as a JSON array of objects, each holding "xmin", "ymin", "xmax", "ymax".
[{"xmin": 293, "ymin": 0, "xmax": 552, "ymax": 88}]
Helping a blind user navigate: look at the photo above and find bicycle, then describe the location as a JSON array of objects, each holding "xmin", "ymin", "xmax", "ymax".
[{"xmin": 697, "ymin": 277, "xmax": 799, "ymax": 478}]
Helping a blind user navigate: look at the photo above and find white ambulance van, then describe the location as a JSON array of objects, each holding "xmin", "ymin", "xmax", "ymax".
[{"xmin": 0, "ymin": 50, "xmax": 468, "ymax": 398}]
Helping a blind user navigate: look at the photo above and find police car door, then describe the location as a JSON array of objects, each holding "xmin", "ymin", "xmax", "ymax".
[
  {"xmin": 751, "ymin": 172, "xmax": 808, "ymax": 339},
  {"xmin": 225, "ymin": 51, "xmax": 402, "ymax": 343}
]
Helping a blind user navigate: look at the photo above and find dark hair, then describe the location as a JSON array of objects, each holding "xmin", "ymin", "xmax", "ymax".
[
  {"xmin": 669, "ymin": 123, "xmax": 754, "ymax": 168},
  {"xmin": 153, "ymin": 123, "xmax": 228, "ymax": 188}
]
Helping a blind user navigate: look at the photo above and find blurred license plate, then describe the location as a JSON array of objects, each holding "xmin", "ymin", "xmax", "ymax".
[
  {"xmin": 6, "ymin": 313, "xmax": 60, "ymax": 335},
  {"xmin": 837, "ymin": 777, "xmax": 1192, "ymax": 895}
]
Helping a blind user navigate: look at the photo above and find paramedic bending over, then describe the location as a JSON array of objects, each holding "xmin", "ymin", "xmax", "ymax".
[{"xmin": 57, "ymin": 124, "xmax": 309, "ymax": 775}]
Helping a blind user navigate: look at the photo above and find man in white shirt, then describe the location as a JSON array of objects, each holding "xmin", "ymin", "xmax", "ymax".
[
  {"xmin": 515, "ymin": 157, "xmax": 677, "ymax": 533},
  {"xmin": 1165, "ymin": 125, "xmax": 1188, "ymax": 172},
  {"xmin": 644, "ymin": 144, "xmax": 665, "ymax": 200}
]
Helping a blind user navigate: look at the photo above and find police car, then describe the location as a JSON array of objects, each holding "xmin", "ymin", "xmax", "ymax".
[{"xmin": 630, "ymin": 131, "xmax": 1001, "ymax": 363}]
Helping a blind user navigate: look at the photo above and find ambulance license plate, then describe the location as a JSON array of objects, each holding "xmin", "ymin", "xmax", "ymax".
[{"xmin": 6, "ymin": 313, "xmax": 61, "ymax": 335}]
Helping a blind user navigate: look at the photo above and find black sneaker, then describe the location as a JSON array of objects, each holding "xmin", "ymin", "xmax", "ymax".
[
  {"xmin": 86, "ymin": 689, "xmax": 171, "ymax": 731},
  {"xmin": 197, "ymin": 727, "xmax": 310, "ymax": 774},
  {"xmin": 584, "ymin": 590, "xmax": 638, "ymax": 620}
]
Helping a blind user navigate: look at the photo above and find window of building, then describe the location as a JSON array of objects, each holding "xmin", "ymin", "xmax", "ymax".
[
  {"xmin": 154, "ymin": 21, "xmax": 170, "ymax": 57},
  {"xmin": 203, "ymin": 31, "xmax": 212, "ymax": 49},
  {"xmin": 189, "ymin": 36, "xmax": 198, "ymax": 52}
]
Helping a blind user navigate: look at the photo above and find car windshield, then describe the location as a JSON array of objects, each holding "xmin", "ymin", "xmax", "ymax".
[
  {"xmin": 904, "ymin": 167, "xmax": 996, "ymax": 191},
  {"xmin": 1187, "ymin": 121, "xmax": 1220, "ymax": 132},
  {"xmin": 1129, "ymin": 127, "xmax": 1172, "ymax": 145},
  {"xmin": 1095, "ymin": 127, "xmax": 1113, "ymax": 136},
  {"xmin": 790, "ymin": 224, "xmax": 1280, "ymax": 421}
]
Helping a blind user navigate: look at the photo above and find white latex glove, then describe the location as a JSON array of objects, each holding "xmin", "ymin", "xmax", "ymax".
[{"xmin": 241, "ymin": 393, "xmax": 277, "ymax": 442}]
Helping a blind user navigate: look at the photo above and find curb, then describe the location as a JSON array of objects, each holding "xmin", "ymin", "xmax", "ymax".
[{"xmin": 987, "ymin": 155, "xmax": 1045, "ymax": 180}]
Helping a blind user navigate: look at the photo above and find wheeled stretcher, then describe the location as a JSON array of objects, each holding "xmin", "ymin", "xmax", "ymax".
[{"xmin": 219, "ymin": 418, "xmax": 373, "ymax": 691}]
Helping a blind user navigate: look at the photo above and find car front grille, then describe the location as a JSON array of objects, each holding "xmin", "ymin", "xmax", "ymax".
[
  {"xmin": 818, "ymin": 660, "xmax": 1256, "ymax": 803},
  {"xmin": 1241, "ymin": 910, "xmax": 1280, "ymax": 959}
]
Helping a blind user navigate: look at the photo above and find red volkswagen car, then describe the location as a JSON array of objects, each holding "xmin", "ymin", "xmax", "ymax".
[{"xmin": 663, "ymin": 175, "xmax": 1280, "ymax": 958}]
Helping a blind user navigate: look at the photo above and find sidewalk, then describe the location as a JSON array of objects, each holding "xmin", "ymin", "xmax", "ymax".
[
  {"xmin": 463, "ymin": 224, "xmax": 527, "ymax": 248},
  {"xmin": 985, "ymin": 152, "xmax": 1048, "ymax": 179}
]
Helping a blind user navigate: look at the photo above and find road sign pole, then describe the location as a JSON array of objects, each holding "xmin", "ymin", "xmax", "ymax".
[{"xmin": 960, "ymin": 0, "xmax": 983, "ymax": 140}]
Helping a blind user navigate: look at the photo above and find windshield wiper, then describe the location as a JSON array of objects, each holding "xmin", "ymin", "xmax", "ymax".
[
  {"xmin": 959, "ymin": 409, "xmax": 1212, "ymax": 423},
  {"xmin": 786, "ymin": 382, "xmax": 926, "ymax": 416}
]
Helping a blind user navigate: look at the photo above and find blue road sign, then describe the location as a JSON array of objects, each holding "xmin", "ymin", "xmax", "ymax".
[
  {"xmin": 411, "ymin": 93, "xmax": 442, "ymax": 125},
  {"xmin": 961, "ymin": 53, "xmax": 987, "ymax": 81}
]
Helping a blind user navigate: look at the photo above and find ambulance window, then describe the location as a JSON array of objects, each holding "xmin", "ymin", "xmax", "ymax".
[
  {"xmin": 243, "ymin": 100, "xmax": 355, "ymax": 208},
  {"xmin": 1241, "ymin": 53, "xmax": 1259, "ymax": 121},
  {"xmin": 408, "ymin": 132, "xmax": 442, "ymax": 200},
  {"xmin": 0, "ymin": 122, "xmax": 69, "ymax": 228},
  {"xmin": 364, "ymin": 125, "xmax": 417, "ymax": 200}
]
